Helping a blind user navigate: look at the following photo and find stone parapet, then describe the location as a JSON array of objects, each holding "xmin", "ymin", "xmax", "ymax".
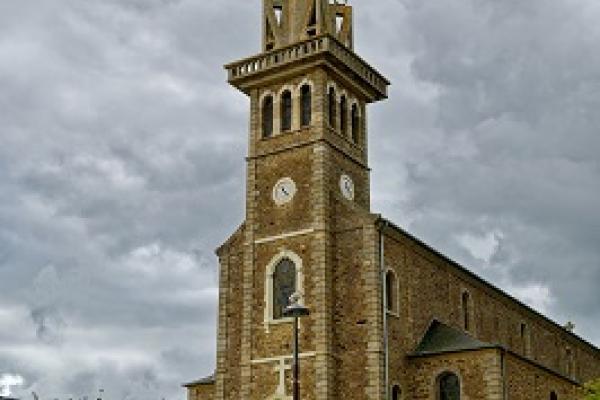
[{"xmin": 225, "ymin": 35, "xmax": 389, "ymax": 102}]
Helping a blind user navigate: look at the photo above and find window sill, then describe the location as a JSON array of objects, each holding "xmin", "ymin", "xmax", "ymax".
[
  {"xmin": 386, "ymin": 310, "xmax": 400, "ymax": 319},
  {"xmin": 264, "ymin": 316, "xmax": 307, "ymax": 333},
  {"xmin": 261, "ymin": 126, "xmax": 311, "ymax": 141},
  {"xmin": 326, "ymin": 126, "xmax": 363, "ymax": 150},
  {"xmin": 266, "ymin": 317, "xmax": 294, "ymax": 325}
]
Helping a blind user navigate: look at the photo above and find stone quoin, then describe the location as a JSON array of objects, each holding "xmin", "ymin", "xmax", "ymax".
[{"xmin": 183, "ymin": 1, "xmax": 600, "ymax": 399}]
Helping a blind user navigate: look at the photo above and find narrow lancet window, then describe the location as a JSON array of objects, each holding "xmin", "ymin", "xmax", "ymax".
[
  {"xmin": 462, "ymin": 291, "xmax": 471, "ymax": 332},
  {"xmin": 281, "ymin": 90, "xmax": 292, "ymax": 132},
  {"xmin": 301, "ymin": 85, "xmax": 312, "ymax": 127},
  {"xmin": 566, "ymin": 348, "xmax": 573, "ymax": 377},
  {"xmin": 340, "ymin": 95, "xmax": 347, "ymax": 134},
  {"xmin": 272, "ymin": 258, "xmax": 296, "ymax": 320},
  {"xmin": 386, "ymin": 270, "xmax": 398, "ymax": 314},
  {"xmin": 520, "ymin": 322, "xmax": 531, "ymax": 356},
  {"xmin": 351, "ymin": 103, "xmax": 359, "ymax": 143},
  {"xmin": 328, "ymin": 87, "xmax": 336, "ymax": 128},
  {"xmin": 262, "ymin": 96, "xmax": 273, "ymax": 138}
]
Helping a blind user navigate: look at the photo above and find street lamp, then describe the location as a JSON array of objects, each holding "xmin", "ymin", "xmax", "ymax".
[{"xmin": 283, "ymin": 293, "xmax": 310, "ymax": 400}]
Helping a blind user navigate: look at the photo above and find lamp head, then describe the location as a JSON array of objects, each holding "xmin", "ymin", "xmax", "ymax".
[{"xmin": 283, "ymin": 292, "xmax": 310, "ymax": 318}]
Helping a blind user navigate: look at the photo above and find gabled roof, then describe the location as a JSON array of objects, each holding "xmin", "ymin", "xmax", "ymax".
[
  {"xmin": 182, "ymin": 372, "xmax": 216, "ymax": 387},
  {"xmin": 409, "ymin": 320, "xmax": 582, "ymax": 385},
  {"xmin": 410, "ymin": 320, "xmax": 497, "ymax": 357},
  {"xmin": 376, "ymin": 216, "xmax": 600, "ymax": 355}
]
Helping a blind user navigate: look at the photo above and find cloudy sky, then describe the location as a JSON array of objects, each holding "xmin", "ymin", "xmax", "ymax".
[{"xmin": 1, "ymin": 0, "xmax": 599, "ymax": 399}]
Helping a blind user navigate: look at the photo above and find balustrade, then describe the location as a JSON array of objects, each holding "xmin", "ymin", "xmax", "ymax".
[{"xmin": 225, "ymin": 35, "xmax": 388, "ymax": 98}]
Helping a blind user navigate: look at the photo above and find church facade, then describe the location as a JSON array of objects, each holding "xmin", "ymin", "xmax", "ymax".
[{"xmin": 185, "ymin": 1, "xmax": 600, "ymax": 399}]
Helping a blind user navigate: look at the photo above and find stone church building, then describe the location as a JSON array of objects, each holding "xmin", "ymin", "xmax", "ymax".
[{"xmin": 184, "ymin": 1, "xmax": 600, "ymax": 399}]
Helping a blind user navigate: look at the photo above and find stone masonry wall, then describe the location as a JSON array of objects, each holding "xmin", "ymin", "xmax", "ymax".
[
  {"xmin": 332, "ymin": 227, "xmax": 369, "ymax": 399},
  {"xmin": 505, "ymin": 352, "xmax": 581, "ymax": 400},
  {"xmin": 382, "ymin": 227, "xmax": 600, "ymax": 392},
  {"xmin": 408, "ymin": 349, "xmax": 503, "ymax": 400},
  {"xmin": 215, "ymin": 228, "xmax": 244, "ymax": 400},
  {"xmin": 187, "ymin": 384, "xmax": 215, "ymax": 400}
]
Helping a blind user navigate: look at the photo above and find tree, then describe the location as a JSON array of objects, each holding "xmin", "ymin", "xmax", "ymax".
[{"xmin": 583, "ymin": 379, "xmax": 600, "ymax": 400}]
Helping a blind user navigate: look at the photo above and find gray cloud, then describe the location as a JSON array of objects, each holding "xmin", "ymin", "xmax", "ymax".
[
  {"xmin": 0, "ymin": 0, "xmax": 599, "ymax": 399},
  {"xmin": 366, "ymin": 0, "xmax": 600, "ymax": 339}
]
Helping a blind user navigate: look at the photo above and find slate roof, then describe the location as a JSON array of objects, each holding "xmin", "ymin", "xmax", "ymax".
[
  {"xmin": 410, "ymin": 320, "xmax": 498, "ymax": 357},
  {"xmin": 182, "ymin": 372, "xmax": 216, "ymax": 387}
]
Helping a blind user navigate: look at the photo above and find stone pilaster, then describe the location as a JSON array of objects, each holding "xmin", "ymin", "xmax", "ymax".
[
  {"xmin": 364, "ymin": 222, "xmax": 384, "ymax": 400},
  {"xmin": 483, "ymin": 350, "xmax": 504, "ymax": 400},
  {"xmin": 240, "ymin": 90, "xmax": 260, "ymax": 399},
  {"xmin": 215, "ymin": 249, "xmax": 229, "ymax": 400}
]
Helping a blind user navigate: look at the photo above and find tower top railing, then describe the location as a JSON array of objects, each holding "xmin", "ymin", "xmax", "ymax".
[{"xmin": 225, "ymin": 35, "xmax": 389, "ymax": 100}]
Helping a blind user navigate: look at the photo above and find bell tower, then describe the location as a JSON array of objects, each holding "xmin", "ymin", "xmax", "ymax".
[{"xmin": 217, "ymin": 1, "xmax": 389, "ymax": 399}]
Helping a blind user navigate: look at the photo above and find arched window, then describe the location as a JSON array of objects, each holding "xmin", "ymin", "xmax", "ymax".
[
  {"xmin": 340, "ymin": 95, "xmax": 347, "ymax": 134},
  {"xmin": 351, "ymin": 103, "xmax": 359, "ymax": 143},
  {"xmin": 461, "ymin": 291, "xmax": 471, "ymax": 331},
  {"xmin": 281, "ymin": 90, "xmax": 292, "ymax": 132},
  {"xmin": 300, "ymin": 84, "xmax": 311, "ymax": 127},
  {"xmin": 521, "ymin": 322, "xmax": 531, "ymax": 356},
  {"xmin": 328, "ymin": 87, "xmax": 336, "ymax": 128},
  {"xmin": 438, "ymin": 372, "xmax": 460, "ymax": 400},
  {"xmin": 391, "ymin": 385, "xmax": 401, "ymax": 400},
  {"xmin": 272, "ymin": 258, "xmax": 296, "ymax": 320},
  {"xmin": 386, "ymin": 270, "xmax": 398, "ymax": 314},
  {"xmin": 262, "ymin": 95, "xmax": 273, "ymax": 138},
  {"xmin": 550, "ymin": 391, "xmax": 558, "ymax": 400},
  {"xmin": 566, "ymin": 348, "xmax": 573, "ymax": 376}
]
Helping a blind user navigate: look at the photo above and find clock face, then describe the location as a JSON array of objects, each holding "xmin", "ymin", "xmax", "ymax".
[
  {"xmin": 340, "ymin": 174, "xmax": 355, "ymax": 201},
  {"xmin": 273, "ymin": 177, "xmax": 297, "ymax": 205}
]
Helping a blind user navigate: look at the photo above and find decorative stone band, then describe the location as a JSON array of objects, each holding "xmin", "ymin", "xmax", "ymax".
[
  {"xmin": 253, "ymin": 228, "xmax": 315, "ymax": 245},
  {"xmin": 225, "ymin": 34, "xmax": 389, "ymax": 101}
]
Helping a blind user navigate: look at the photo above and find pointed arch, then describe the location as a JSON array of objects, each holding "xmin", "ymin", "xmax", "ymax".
[
  {"xmin": 272, "ymin": 258, "xmax": 296, "ymax": 320},
  {"xmin": 386, "ymin": 268, "xmax": 399, "ymax": 315},
  {"xmin": 264, "ymin": 250, "xmax": 305, "ymax": 331}
]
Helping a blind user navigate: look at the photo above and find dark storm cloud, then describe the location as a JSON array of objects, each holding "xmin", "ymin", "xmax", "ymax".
[
  {"xmin": 0, "ymin": 0, "xmax": 599, "ymax": 399},
  {"xmin": 364, "ymin": 0, "xmax": 600, "ymax": 339}
]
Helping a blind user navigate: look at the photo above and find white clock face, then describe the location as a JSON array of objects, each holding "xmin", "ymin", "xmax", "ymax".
[
  {"xmin": 340, "ymin": 174, "xmax": 355, "ymax": 201},
  {"xmin": 273, "ymin": 177, "xmax": 297, "ymax": 205}
]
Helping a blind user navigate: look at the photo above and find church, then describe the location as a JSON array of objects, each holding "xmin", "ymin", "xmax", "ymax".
[{"xmin": 184, "ymin": 1, "xmax": 600, "ymax": 399}]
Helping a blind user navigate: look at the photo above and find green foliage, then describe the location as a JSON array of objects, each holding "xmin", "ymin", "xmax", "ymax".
[{"xmin": 583, "ymin": 379, "xmax": 600, "ymax": 400}]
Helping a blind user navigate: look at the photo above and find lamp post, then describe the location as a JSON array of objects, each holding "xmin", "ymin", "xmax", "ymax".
[{"xmin": 283, "ymin": 293, "xmax": 310, "ymax": 400}]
